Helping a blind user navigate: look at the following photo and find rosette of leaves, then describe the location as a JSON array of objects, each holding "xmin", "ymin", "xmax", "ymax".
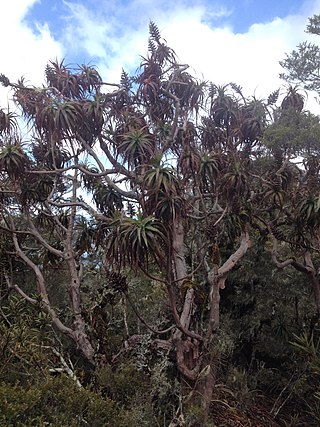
[
  {"xmin": 142, "ymin": 160, "xmax": 179, "ymax": 195},
  {"xmin": 74, "ymin": 216, "xmax": 96, "ymax": 255},
  {"xmin": 223, "ymin": 212, "xmax": 244, "ymax": 242},
  {"xmin": 199, "ymin": 151, "xmax": 223, "ymax": 192},
  {"xmin": 34, "ymin": 211, "xmax": 56, "ymax": 233},
  {"xmin": 93, "ymin": 183, "xmax": 123, "ymax": 215},
  {"xmin": 19, "ymin": 174, "xmax": 54, "ymax": 206},
  {"xmin": 209, "ymin": 84, "xmax": 239, "ymax": 129},
  {"xmin": 139, "ymin": 70, "xmax": 161, "ymax": 104},
  {"xmin": 239, "ymin": 98, "xmax": 266, "ymax": 142},
  {"xmin": 106, "ymin": 212, "xmax": 166, "ymax": 269},
  {"xmin": 0, "ymin": 140, "xmax": 29, "ymax": 179},
  {"xmin": 0, "ymin": 109, "xmax": 17, "ymax": 135},
  {"xmin": 264, "ymin": 180, "xmax": 285, "ymax": 209},
  {"xmin": 80, "ymin": 164, "xmax": 100, "ymax": 192},
  {"xmin": 117, "ymin": 127, "xmax": 155, "ymax": 169},
  {"xmin": 240, "ymin": 117, "xmax": 263, "ymax": 143},
  {"xmin": 295, "ymin": 194, "xmax": 320, "ymax": 232},
  {"xmin": 178, "ymin": 147, "xmax": 201, "ymax": 180},
  {"xmin": 77, "ymin": 64, "xmax": 103, "ymax": 94},
  {"xmin": 31, "ymin": 139, "xmax": 70, "ymax": 169},
  {"xmin": 58, "ymin": 211, "xmax": 70, "ymax": 228},
  {"xmin": 105, "ymin": 270, "xmax": 128, "ymax": 294},
  {"xmin": 221, "ymin": 204, "xmax": 252, "ymax": 245},
  {"xmin": 223, "ymin": 159, "xmax": 250, "ymax": 206},
  {"xmin": 45, "ymin": 60, "xmax": 82, "ymax": 98},
  {"xmin": 14, "ymin": 81, "xmax": 50, "ymax": 119},
  {"xmin": 199, "ymin": 117, "xmax": 227, "ymax": 150},
  {"xmin": 170, "ymin": 72, "xmax": 206, "ymax": 113},
  {"xmin": 304, "ymin": 156, "xmax": 320, "ymax": 191},
  {"xmin": 40, "ymin": 100, "xmax": 82, "ymax": 139},
  {"xmin": 153, "ymin": 192, "xmax": 185, "ymax": 222},
  {"xmin": 79, "ymin": 94, "xmax": 104, "ymax": 142},
  {"xmin": 142, "ymin": 161, "xmax": 183, "ymax": 220},
  {"xmin": 281, "ymin": 86, "xmax": 305, "ymax": 112},
  {"xmin": 264, "ymin": 162, "xmax": 299, "ymax": 209},
  {"xmin": 45, "ymin": 60, "xmax": 103, "ymax": 99},
  {"xmin": 148, "ymin": 96, "xmax": 174, "ymax": 122}
]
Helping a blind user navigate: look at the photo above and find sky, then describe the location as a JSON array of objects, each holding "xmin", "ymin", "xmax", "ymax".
[{"xmin": 0, "ymin": 0, "xmax": 320, "ymax": 110}]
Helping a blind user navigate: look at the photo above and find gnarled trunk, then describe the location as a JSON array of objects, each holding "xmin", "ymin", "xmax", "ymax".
[
  {"xmin": 170, "ymin": 220, "xmax": 251, "ymax": 421},
  {"xmin": 66, "ymin": 252, "xmax": 95, "ymax": 364}
]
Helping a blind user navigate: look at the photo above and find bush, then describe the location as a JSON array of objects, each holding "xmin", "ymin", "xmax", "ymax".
[{"xmin": 0, "ymin": 376, "xmax": 119, "ymax": 427}]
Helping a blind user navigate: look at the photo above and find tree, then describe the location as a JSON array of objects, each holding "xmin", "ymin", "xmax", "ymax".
[
  {"xmin": 1, "ymin": 22, "xmax": 320, "ymax": 424},
  {"xmin": 280, "ymin": 14, "xmax": 320, "ymax": 93}
]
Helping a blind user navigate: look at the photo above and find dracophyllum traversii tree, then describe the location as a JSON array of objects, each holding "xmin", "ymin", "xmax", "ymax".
[{"xmin": 1, "ymin": 22, "xmax": 320, "ymax": 421}]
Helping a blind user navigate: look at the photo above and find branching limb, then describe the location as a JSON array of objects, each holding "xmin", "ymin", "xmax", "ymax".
[
  {"xmin": 125, "ymin": 292, "xmax": 175, "ymax": 335},
  {"xmin": 206, "ymin": 230, "xmax": 251, "ymax": 340}
]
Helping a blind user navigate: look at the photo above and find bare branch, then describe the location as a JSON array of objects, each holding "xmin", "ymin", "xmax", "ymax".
[
  {"xmin": 217, "ymin": 230, "xmax": 251, "ymax": 278},
  {"xmin": 26, "ymin": 211, "xmax": 65, "ymax": 258},
  {"xmin": 270, "ymin": 235, "xmax": 307, "ymax": 272},
  {"xmin": 125, "ymin": 292, "xmax": 175, "ymax": 335}
]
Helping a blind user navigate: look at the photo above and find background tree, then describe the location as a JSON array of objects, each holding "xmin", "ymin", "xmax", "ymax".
[{"xmin": 280, "ymin": 14, "xmax": 320, "ymax": 93}]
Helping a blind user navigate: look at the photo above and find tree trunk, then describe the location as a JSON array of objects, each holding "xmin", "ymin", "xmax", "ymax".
[
  {"xmin": 304, "ymin": 252, "xmax": 320, "ymax": 315},
  {"xmin": 67, "ymin": 256, "xmax": 95, "ymax": 364},
  {"xmin": 171, "ymin": 225, "xmax": 251, "ymax": 422},
  {"xmin": 72, "ymin": 314, "xmax": 95, "ymax": 363},
  {"xmin": 171, "ymin": 218, "xmax": 200, "ymax": 399},
  {"xmin": 195, "ymin": 352, "xmax": 218, "ymax": 426},
  {"xmin": 172, "ymin": 218, "xmax": 188, "ymax": 289},
  {"xmin": 171, "ymin": 218, "xmax": 213, "ymax": 423}
]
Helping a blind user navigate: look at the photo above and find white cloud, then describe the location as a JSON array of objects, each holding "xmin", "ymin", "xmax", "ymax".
[
  {"xmin": 0, "ymin": 0, "xmax": 62, "ymax": 109},
  {"xmin": 63, "ymin": 2, "xmax": 112, "ymax": 60},
  {"xmin": 163, "ymin": 14, "xmax": 306, "ymax": 97}
]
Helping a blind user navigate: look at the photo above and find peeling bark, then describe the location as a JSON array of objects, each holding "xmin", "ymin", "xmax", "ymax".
[
  {"xmin": 170, "ymin": 223, "xmax": 252, "ymax": 418},
  {"xmin": 174, "ymin": 339, "xmax": 201, "ymax": 381},
  {"xmin": 304, "ymin": 252, "xmax": 320, "ymax": 314},
  {"xmin": 171, "ymin": 218, "xmax": 202, "ymax": 382},
  {"xmin": 172, "ymin": 219, "xmax": 188, "ymax": 289}
]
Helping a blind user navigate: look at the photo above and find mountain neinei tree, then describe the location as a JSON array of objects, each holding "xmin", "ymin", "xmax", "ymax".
[{"xmin": 0, "ymin": 21, "xmax": 320, "ymax": 425}]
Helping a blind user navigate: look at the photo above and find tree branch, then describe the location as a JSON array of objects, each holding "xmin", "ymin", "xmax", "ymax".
[
  {"xmin": 125, "ymin": 292, "xmax": 174, "ymax": 335},
  {"xmin": 217, "ymin": 229, "xmax": 251, "ymax": 278}
]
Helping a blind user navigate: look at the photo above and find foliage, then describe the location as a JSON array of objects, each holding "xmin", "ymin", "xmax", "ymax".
[
  {"xmin": 280, "ymin": 14, "xmax": 320, "ymax": 93},
  {"xmin": 0, "ymin": 376, "xmax": 119, "ymax": 427}
]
